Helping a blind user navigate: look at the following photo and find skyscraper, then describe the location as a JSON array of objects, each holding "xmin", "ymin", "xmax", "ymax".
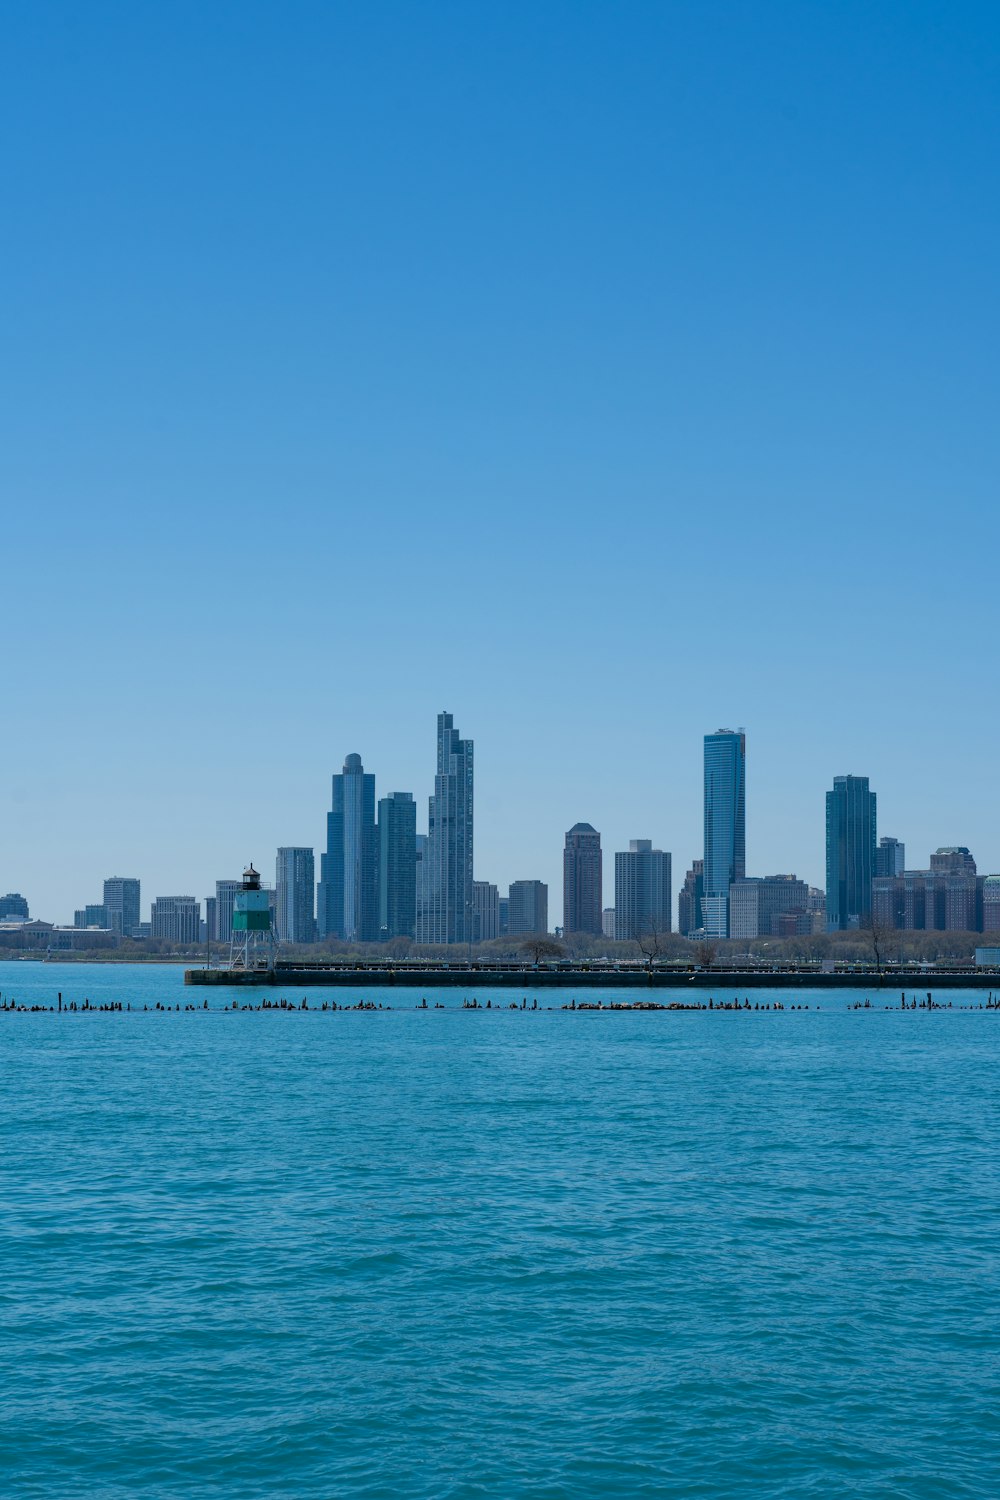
[
  {"xmin": 507, "ymin": 880, "xmax": 548, "ymax": 936},
  {"xmin": 472, "ymin": 881, "xmax": 500, "ymax": 942},
  {"xmin": 150, "ymin": 896, "xmax": 201, "ymax": 943},
  {"xmin": 421, "ymin": 712, "xmax": 473, "ymax": 944},
  {"xmin": 613, "ymin": 840, "xmax": 672, "ymax": 941},
  {"xmin": 214, "ymin": 879, "xmax": 242, "ymax": 944},
  {"xmin": 563, "ymin": 823, "xmax": 603, "ymax": 935},
  {"xmin": 275, "ymin": 847, "xmax": 316, "ymax": 944},
  {"xmin": 103, "ymin": 877, "xmax": 140, "ymax": 938},
  {"xmin": 377, "ymin": 792, "xmax": 417, "ymax": 939},
  {"xmin": 677, "ymin": 860, "xmax": 704, "ymax": 936},
  {"xmin": 875, "ymin": 836, "xmax": 905, "ymax": 878},
  {"xmin": 318, "ymin": 754, "xmax": 377, "ymax": 942},
  {"xmin": 703, "ymin": 730, "xmax": 746, "ymax": 938},
  {"xmin": 825, "ymin": 775, "xmax": 877, "ymax": 930}
]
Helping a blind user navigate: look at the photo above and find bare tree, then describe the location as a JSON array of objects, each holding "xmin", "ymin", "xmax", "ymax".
[
  {"xmin": 520, "ymin": 936, "xmax": 566, "ymax": 966},
  {"xmin": 633, "ymin": 919, "xmax": 668, "ymax": 972},
  {"xmin": 863, "ymin": 909, "xmax": 891, "ymax": 979},
  {"xmin": 695, "ymin": 940, "xmax": 718, "ymax": 970}
]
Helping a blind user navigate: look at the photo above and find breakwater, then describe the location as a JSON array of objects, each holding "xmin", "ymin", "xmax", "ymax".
[{"xmin": 184, "ymin": 963, "xmax": 1000, "ymax": 989}]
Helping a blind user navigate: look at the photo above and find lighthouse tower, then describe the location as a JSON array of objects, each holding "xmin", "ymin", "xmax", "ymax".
[{"xmin": 229, "ymin": 864, "xmax": 277, "ymax": 971}]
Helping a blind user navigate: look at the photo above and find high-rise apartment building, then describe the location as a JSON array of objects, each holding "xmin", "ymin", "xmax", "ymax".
[
  {"xmin": 602, "ymin": 908, "xmax": 616, "ymax": 938},
  {"xmin": 472, "ymin": 881, "xmax": 500, "ymax": 942},
  {"xmin": 377, "ymin": 793, "xmax": 416, "ymax": 939},
  {"xmin": 563, "ymin": 824, "xmax": 603, "ymax": 935},
  {"xmin": 875, "ymin": 837, "xmax": 905, "ymax": 878},
  {"xmin": 507, "ymin": 880, "xmax": 548, "ymax": 936},
  {"xmin": 103, "ymin": 877, "xmax": 140, "ymax": 938},
  {"xmin": 613, "ymin": 840, "xmax": 671, "ymax": 941},
  {"xmin": 318, "ymin": 753, "xmax": 377, "ymax": 942},
  {"xmin": 703, "ymin": 730, "xmax": 746, "ymax": 938},
  {"xmin": 729, "ymin": 875, "xmax": 809, "ymax": 940},
  {"xmin": 150, "ymin": 896, "xmax": 201, "ymax": 943},
  {"xmin": 825, "ymin": 775, "xmax": 876, "ymax": 930},
  {"xmin": 420, "ymin": 713, "xmax": 473, "ymax": 944},
  {"xmin": 276, "ymin": 847, "xmax": 316, "ymax": 944},
  {"xmin": 498, "ymin": 896, "xmax": 509, "ymax": 937},
  {"xmin": 214, "ymin": 879, "xmax": 242, "ymax": 944},
  {"xmin": 0, "ymin": 893, "xmax": 29, "ymax": 920},
  {"xmin": 677, "ymin": 860, "xmax": 704, "ymax": 936}
]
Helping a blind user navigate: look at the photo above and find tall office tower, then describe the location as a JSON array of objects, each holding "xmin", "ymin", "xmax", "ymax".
[
  {"xmin": 507, "ymin": 880, "xmax": 548, "ymax": 936},
  {"xmin": 498, "ymin": 896, "xmax": 509, "ymax": 936},
  {"xmin": 103, "ymin": 877, "xmax": 140, "ymax": 938},
  {"xmin": 613, "ymin": 840, "xmax": 672, "ymax": 941},
  {"xmin": 703, "ymin": 730, "xmax": 746, "ymax": 938},
  {"xmin": 215, "ymin": 879, "xmax": 243, "ymax": 944},
  {"xmin": 472, "ymin": 881, "xmax": 500, "ymax": 942},
  {"xmin": 204, "ymin": 896, "xmax": 217, "ymax": 942},
  {"xmin": 825, "ymin": 775, "xmax": 877, "ymax": 930},
  {"xmin": 150, "ymin": 896, "xmax": 201, "ymax": 943},
  {"xmin": 317, "ymin": 753, "xmax": 377, "ymax": 942},
  {"xmin": 982, "ymin": 876, "xmax": 1000, "ymax": 933},
  {"xmin": 0, "ymin": 893, "xmax": 29, "ymax": 919},
  {"xmin": 602, "ymin": 908, "xmax": 616, "ymax": 938},
  {"xmin": 563, "ymin": 823, "xmax": 603, "ymax": 935},
  {"xmin": 276, "ymin": 847, "xmax": 316, "ymax": 944},
  {"xmin": 377, "ymin": 793, "xmax": 416, "ymax": 940},
  {"xmin": 423, "ymin": 712, "xmax": 474, "ymax": 944},
  {"xmin": 677, "ymin": 859, "xmax": 704, "ymax": 936},
  {"xmin": 875, "ymin": 837, "xmax": 905, "ymax": 878},
  {"xmin": 729, "ymin": 875, "xmax": 810, "ymax": 940}
]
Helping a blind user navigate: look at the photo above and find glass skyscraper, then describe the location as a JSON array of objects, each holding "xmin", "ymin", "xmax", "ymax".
[
  {"xmin": 103, "ymin": 876, "xmax": 140, "ymax": 938},
  {"xmin": 419, "ymin": 712, "xmax": 473, "ymax": 944},
  {"xmin": 703, "ymin": 730, "xmax": 746, "ymax": 938},
  {"xmin": 318, "ymin": 753, "xmax": 377, "ymax": 942},
  {"xmin": 825, "ymin": 775, "xmax": 877, "ymax": 930},
  {"xmin": 377, "ymin": 791, "xmax": 417, "ymax": 940}
]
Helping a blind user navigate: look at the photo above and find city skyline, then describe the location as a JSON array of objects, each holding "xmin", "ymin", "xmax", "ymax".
[
  {"xmin": 7, "ymin": 710, "xmax": 1000, "ymax": 933},
  {"xmin": 4, "ymin": 7, "xmax": 998, "ymax": 931}
]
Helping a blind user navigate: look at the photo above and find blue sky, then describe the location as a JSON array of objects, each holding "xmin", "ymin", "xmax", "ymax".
[{"xmin": 3, "ymin": 1, "xmax": 999, "ymax": 923}]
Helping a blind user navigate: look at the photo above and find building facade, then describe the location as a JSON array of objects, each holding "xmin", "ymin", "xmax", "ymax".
[
  {"xmin": 74, "ymin": 904, "xmax": 109, "ymax": 928},
  {"xmin": 318, "ymin": 753, "xmax": 378, "ymax": 942},
  {"xmin": 275, "ymin": 847, "xmax": 316, "ymax": 945},
  {"xmin": 677, "ymin": 859, "xmax": 704, "ymax": 937},
  {"xmin": 703, "ymin": 730, "xmax": 746, "ymax": 938},
  {"xmin": 613, "ymin": 840, "xmax": 672, "ymax": 941},
  {"xmin": 563, "ymin": 823, "xmax": 603, "ymax": 935},
  {"xmin": 419, "ymin": 713, "xmax": 474, "ymax": 944},
  {"xmin": 377, "ymin": 792, "xmax": 417, "ymax": 940},
  {"xmin": 825, "ymin": 775, "xmax": 876, "ymax": 930},
  {"xmin": 150, "ymin": 896, "xmax": 201, "ymax": 943},
  {"xmin": 472, "ymin": 881, "xmax": 500, "ymax": 942},
  {"xmin": 875, "ymin": 837, "xmax": 905, "ymax": 878},
  {"xmin": 507, "ymin": 880, "xmax": 548, "ymax": 936},
  {"xmin": 213, "ymin": 879, "xmax": 242, "ymax": 944},
  {"xmin": 103, "ymin": 877, "xmax": 140, "ymax": 938},
  {"xmin": 729, "ymin": 875, "xmax": 809, "ymax": 941},
  {"xmin": 0, "ymin": 893, "xmax": 29, "ymax": 920}
]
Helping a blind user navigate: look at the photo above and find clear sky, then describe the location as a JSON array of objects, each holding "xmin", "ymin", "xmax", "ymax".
[{"xmin": 3, "ymin": 1, "xmax": 999, "ymax": 924}]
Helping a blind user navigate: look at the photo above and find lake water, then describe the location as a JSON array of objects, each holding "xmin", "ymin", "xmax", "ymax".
[{"xmin": 1, "ymin": 962, "xmax": 997, "ymax": 1498}]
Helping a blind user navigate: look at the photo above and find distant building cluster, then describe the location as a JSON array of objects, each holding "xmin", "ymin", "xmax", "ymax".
[{"xmin": 3, "ymin": 717, "xmax": 999, "ymax": 951}]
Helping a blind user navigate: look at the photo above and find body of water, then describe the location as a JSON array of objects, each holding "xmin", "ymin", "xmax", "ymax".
[{"xmin": 1, "ymin": 962, "xmax": 997, "ymax": 1498}]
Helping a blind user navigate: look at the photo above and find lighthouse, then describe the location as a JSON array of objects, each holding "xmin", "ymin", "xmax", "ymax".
[{"xmin": 229, "ymin": 864, "xmax": 277, "ymax": 971}]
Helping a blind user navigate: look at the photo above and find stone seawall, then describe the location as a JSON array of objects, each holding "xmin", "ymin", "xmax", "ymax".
[{"xmin": 184, "ymin": 966, "xmax": 1000, "ymax": 989}]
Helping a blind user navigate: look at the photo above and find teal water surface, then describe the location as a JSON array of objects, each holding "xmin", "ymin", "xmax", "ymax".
[{"xmin": 1, "ymin": 963, "xmax": 997, "ymax": 1498}]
